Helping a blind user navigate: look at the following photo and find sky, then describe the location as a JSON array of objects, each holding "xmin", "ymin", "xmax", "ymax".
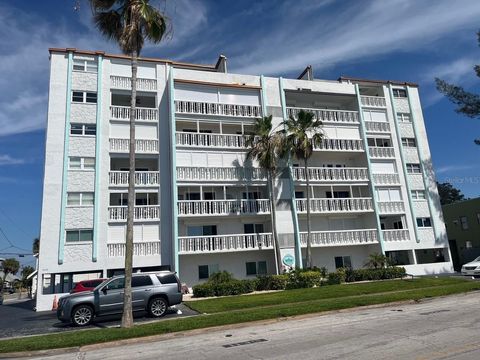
[{"xmin": 0, "ymin": 0, "xmax": 479, "ymax": 265}]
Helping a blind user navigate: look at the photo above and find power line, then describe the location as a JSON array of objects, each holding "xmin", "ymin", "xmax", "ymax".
[
  {"xmin": 0, "ymin": 208, "xmax": 34, "ymax": 239},
  {"xmin": 0, "ymin": 227, "xmax": 31, "ymax": 253}
]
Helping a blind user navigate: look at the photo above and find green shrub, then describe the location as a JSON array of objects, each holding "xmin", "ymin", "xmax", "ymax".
[
  {"xmin": 208, "ymin": 271, "xmax": 234, "ymax": 284},
  {"xmin": 327, "ymin": 268, "xmax": 347, "ymax": 285},
  {"xmin": 193, "ymin": 278, "xmax": 257, "ymax": 298},
  {"xmin": 192, "ymin": 283, "xmax": 216, "ymax": 298},
  {"xmin": 343, "ymin": 267, "xmax": 407, "ymax": 283},
  {"xmin": 286, "ymin": 270, "xmax": 322, "ymax": 289},
  {"xmin": 256, "ymin": 275, "xmax": 288, "ymax": 291}
]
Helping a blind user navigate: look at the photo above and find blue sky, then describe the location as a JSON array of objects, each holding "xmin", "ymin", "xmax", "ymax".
[{"xmin": 0, "ymin": 0, "xmax": 479, "ymax": 264}]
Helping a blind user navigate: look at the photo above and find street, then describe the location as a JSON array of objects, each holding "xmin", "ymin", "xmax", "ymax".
[{"xmin": 26, "ymin": 291, "xmax": 480, "ymax": 360}]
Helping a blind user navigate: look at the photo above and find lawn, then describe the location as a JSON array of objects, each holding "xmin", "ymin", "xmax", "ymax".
[{"xmin": 0, "ymin": 277, "xmax": 478, "ymax": 355}]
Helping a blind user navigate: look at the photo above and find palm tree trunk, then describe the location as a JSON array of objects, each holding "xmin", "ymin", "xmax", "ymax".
[
  {"xmin": 305, "ymin": 160, "xmax": 312, "ymax": 269},
  {"xmin": 122, "ymin": 49, "xmax": 137, "ymax": 328},
  {"xmin": 268, "ymin": 171, "xmax": 282, "ymax": 274}
]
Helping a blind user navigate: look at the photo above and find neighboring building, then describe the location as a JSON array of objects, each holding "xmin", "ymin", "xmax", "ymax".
[
  {"xmin": 443, "ymin": 198, "xmax": 480, "ymax": 271},
  {"xmin": 36, "ymin": 48, "xmax": 453, "ymax": 310}
]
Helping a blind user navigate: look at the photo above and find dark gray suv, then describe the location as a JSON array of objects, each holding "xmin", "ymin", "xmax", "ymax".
[{"xmin": 57, "ymin": 271, "xmax": 182, "ymax": 326}]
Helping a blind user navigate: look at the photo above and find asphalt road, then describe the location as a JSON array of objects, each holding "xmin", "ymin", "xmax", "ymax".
[
  {"xmin": 0, "ymin": 298, "xmax": 197, "ymax": 339},
  {"xmin": 27, "ymin": 290, "xmax": 480, "ymax": 360}
]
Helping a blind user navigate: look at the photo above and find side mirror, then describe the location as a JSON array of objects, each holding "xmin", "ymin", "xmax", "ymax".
[{"xmin": 102, "ymin": 287, "xmax": 108, "ymax": 294}]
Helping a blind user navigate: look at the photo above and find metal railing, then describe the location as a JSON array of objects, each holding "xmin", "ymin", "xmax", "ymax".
[
  {"xmin": 110, "ymin": 75, "xmax": 157, "ymax": 91},
  {"xmin": 107, "ymin": 241, "xmax": 161, "ymax": 257},
  {"xmin": 382, "ymin": 229, "xmax": 410, "ymax": 242},
  {"xmin": 109, "ymin": 138, "xmax": 159, "ymax": 153},
  {"xmin": 377, "ymin": 201, "xmax": 405, "ymax": 214},
  {"xmin": 176, "ymin": 167, "xmax": 266, "ymax": 182},
  {"xmin": 110, "ymin": 106, "xmax": 158, "ymax": 121},
  {"xmin": 369, "ymin": 147, "xmax": 395, "ymax": 158},
  {"xmin": 372, "ymin": 173, "xmax": 401, "ymax": 185},
  {"xmin": 179, "ymin": 233, "xmax": 273, "ymax": 253},
  {"xmin": 109, "ymin": 171, "xmax": 159, "ymax": 186},
  {"xmin": 175, "ymin": 100, "xmax": 262, "ymax": 118},
  {"xmin": 178, "ymin": 199, "xmax": 270, "ymax": 216},
  {"xmin": 292, "ymin": 167, "xmax": 369, "ymax": 182},
  {"xmin": 286, "ymin": 107, "xmax": 359, "ymax": 123},
  {"xmin": 364, "ymin": 121, "xmax": 390, "ymax": 132},
  {"xmin": 108, "ymin": 205, "xmax": 160, "ymax": 221},
  {"xmin": 313, "ymin": 138, "xmax": 364, "ymax": 151},
  {"xmin": 300, "ymin": 229, "xmax": 378, "ymax": 246},
  {"xmin": 361, "ymin": 96, "xmax": 387, "ymax": 107},
  {"xmin": 295, "ymin": 198, "xmax": 373, "ymax": 213},
  {"xmin": 175, "ymin": 132, "xmax": 246, "ymax": 148}
]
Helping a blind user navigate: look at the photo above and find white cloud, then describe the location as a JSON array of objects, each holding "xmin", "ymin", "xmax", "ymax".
[
  {"xmin": 436, "ymin": 164, "xmax": 478, "ymax": 174},
  {"xmin": 0, "ymin": 155, "xmax": 24, "ymax": 166}
]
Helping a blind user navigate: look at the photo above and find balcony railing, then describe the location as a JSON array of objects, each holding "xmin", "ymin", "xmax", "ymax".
[
  {"xmin": 382, "ymin": 229, "xmax": 410, "ymax": 242},
  {"xmin": 109, "ymin": 138, "xmax": 159, "ymax": 153},
  {"xmin": 176, "ymin": 132, "xmax": 246, "ymax": 149},
  {"xmin": 175, "ymin": 100, "xmax": 262, "ymax": 118},
  {"xmin": 361, "ymin": 96, "xmax": 387, "ymax": 107},
  {"xmin": 377, "ymin": 201, "xmax": 405, "ymax": 214},
  {"xmin": 313, "ymin": 138, "xmax": 364, "ymax": 151},
  {"xmin": 292, "ymin": 167, "xmax": 369, "ymax": 182},
  {"xmin": 286, "ymin": 107, "xmax": 359, "ymax": 124},
  {"xmin": 179, "ymin": 233, "xmax": 273, "ymax": 254},
  {"xmin": 107, "ymin": 241, "xmax": 161, "ymax": 257},
  {"xmin": 176, "ymin": 167, "xmax": 266, "ymax": 182},
  {"xmin": 108, "ymin": 205, "xmax": 160, "ymax": 221},
  {"xmin": 369, "ymin": 147, "xmax": 395, "ymax": 158},
  {"xmin": 296, "ymin": 198, "xmax": 373, "ymax": 214},
  {"xmin": 178, "ymin": 199, "xmax": 270, "ymax": 216},
  {"xmin": 372, "ymin": 173, "xmax": 401, "ymax": 185},
  {"xmin": 300, "ymin": 229, "xmax": 378, "ymax": 247},
  {"xmin": 110, "ymin": 106, "xmax": 158, "ymax": 121},
  {"xmin": 110, "ymin": 75, "xmax": 157, "ymax": 91},
  {"xmin": 109, "ymin": 171, "xmax": 159, "ymax": 186},
  {"xmin": 364, "ymin": 121, "xmax": 390, "ymax": 133}
]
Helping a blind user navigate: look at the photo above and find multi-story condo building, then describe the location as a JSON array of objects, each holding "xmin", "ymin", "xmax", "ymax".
[{"xmin": 36, "ymin": 48, "xmax": 453, "ymax": 310}]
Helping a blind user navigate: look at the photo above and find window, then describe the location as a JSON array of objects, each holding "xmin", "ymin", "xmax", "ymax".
[
  {"xmin": 72, "ymin": 91, "xmax": 97, "ymax": 104},
  {"xmin": 69, "ymin": 157, "xmax": 95, "ymax": 170},
  {"xmin": 401, "ymin": 138, "xmax": 416, "ymax": 147},
  {"xmin": 393, "ymin": 89, "xmax": 407, "ymax": 98},
  {"xmin": 416, "ymin": 217, "xmax": 432, "ymax": 227},
  {"xmin": 396, "ymin": 113, "xmax": 411, "ymax": 122},
  {"xmin": 70, "ymin": 124, "xmax": 96, "ymax": 136},
  {"xmin": 187, "ymin": 225, "xmax": 217, "ymax": 237},
  {"xmin": 295, "ymin": 191, "xmax": 304, "ymax": 198},
  {"xmin": 106, "ymin": 277, "xmax": 125, "ymax": 290},
  {"xmin": 367, "ymin": 137, "xmax": 392, "ymax": 147},
  {"xmin": 65, "ymin": 229, "xmax": 93, "ymax": 242},
  {"xmin": 460, "ymin": 216, "xmax": 469, "ymax": 230},
  {"xmin": 132, "ymin": 275, "xmax": 153, "ymax": 287},
  {"xmin": 244, "ymin": 224, "xmax": 264, "ymax": 234},
  {"xmin": 67, "ymin": 192, "xmax": 94, "ymax": 206},
  {"xmin": 246, "ymin": 261, "xmax": 267, "ymax": 276},
  {"xmin": 198, "ymin": 264, "xmax": 219, "ymax": 279},
  {"xmin": 377, "ymin": 188, "xmax": 401, "ymax": 202},
  {"xmin": 73, "ymin": 59, "xmax": 98, "ymax": 72},
  {"xmin": 406, "ymin": 163, "xmax": 421, "ymax": 174},
  {"xmin": 326, "ymin": 191, "xmax": 350, "ymax": 199},
  {"xmin": 411, "ymin": 190, "xmax": 426, "ymax": 200},
  {"xmin": 334, "ymin": 256, "xmax": 352, "ymax": 269},
  {"xmin": 157, "ymin": 274, "xmax": 178, "ymax": 284}
]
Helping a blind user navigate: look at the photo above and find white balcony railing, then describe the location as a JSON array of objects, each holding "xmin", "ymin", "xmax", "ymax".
[
  {"xmin": 377, "ymin": 201, "xmax": 405, "ymax": 214},
  {"xmin": 109, "ymin": 138, "xmax": 159, "ymax": 153},
  {"xmin": 369, "ymin": 147, "xmax": 395, "ymax": 158},
  {"xmin": 176, "ymin": 167, "xmax": 266, "ymax": 182},
  {"xmin": 361, "ymin": 96, "xmax": 387, "ymax": 107},
  {"xmin": 175, "ymin": 100, "xmax": 262, "ymax": 118},
  {"xmin": 178, "ymin": 199, "xmax": 270, "ymax": 216},
  {"xmin": 300, "ymin": 229, "xmax": 378, "ymax": 247},
  {"xmin": 382, "ymin": 229, "xmax": 410, "ymax": 242},
  {"xmin": 292, "ymin": 167, "xmax": 369, "ymax": 182},
  {"xmin": 176, "ymin": 132, "xmax": 246, "ymax": 149},
  {"xmin": 108, "ymin": 205, "xmax": 160, "ymax": 221},
  {"xmin": 296, "ymin": 198, "xmax": 373, "ymax": 214},
  {"xmin": 107, "ymin": 241, "xmax": 161, "ymax": 257},
  {"xmin": 372, "ymin": 173, "xmax": 401, "ymax": 185},
  {"xmin": 286, "ymin": 107, "xmax": 359, "ymax": 124},
  {"xmin": 179, "ymin": 233, "xmax": 273, "ymax": 254},
  {"xmin": 313, "ymin": 138, "xmax": 364, "ymax": 151},
  {"xmin": 109, "ymin": 171, "xmax": 159, "ymax": 186},
  {"xmin": 110, "ymin": 75, "xmax": 157, "ymax": 91},
  {"xmin": 110, "ymin": 106, "xmax": 158, "ymax": 121},
  {"xmin": 364, "ymin": 121, "xmax": 390, "ymax": 133}
]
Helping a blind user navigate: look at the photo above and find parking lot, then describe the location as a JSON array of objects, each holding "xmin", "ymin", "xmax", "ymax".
[{"xmin": 0, "ymin": 298, "xmax": 197, "ymax": 339}]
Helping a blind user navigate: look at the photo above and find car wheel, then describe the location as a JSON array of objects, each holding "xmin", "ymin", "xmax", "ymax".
[
  {"xmin": 148, "ymin": 297, "xmax": 168, "ymax": 318},
  {"xmin": 72, "ymin": 305, "xmax": 94, "ymax": 326}
]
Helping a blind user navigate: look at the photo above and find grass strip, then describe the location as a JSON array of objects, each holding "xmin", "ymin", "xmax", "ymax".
[{"xmin": 0, "ymin": 280, "xmax": 478, "ymax": 354}]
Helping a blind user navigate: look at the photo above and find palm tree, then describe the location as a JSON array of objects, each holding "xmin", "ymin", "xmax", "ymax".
[
  {"xmin": 1, "ymin": 258, "xmax": 20, "ymax": 296},
  {"xmin": 279, "ymin": 110, "xmax": 323, "ymax": 269},
  {"xmin": 89, "ymin": 0, "xmax": 169, "ymax": 328},
  {"xmin": 245, "ymin": 116, "xmax": 283, "ymax": 274},
  {"xmin": 32, "ymin": 238, "xmax": 40, "ymax": 255}
]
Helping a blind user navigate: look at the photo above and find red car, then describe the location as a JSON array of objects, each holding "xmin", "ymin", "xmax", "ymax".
[{"xmin": 70, "ymin": 279, "xmax": 107, "ymax": 294}]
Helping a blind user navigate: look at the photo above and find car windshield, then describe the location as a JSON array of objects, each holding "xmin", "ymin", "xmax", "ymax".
[{"xmin": 473, "ymin": 256, "xmax": 480, "ymax": 262}]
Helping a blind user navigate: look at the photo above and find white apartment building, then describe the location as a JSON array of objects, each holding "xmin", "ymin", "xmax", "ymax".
[{"xmin": 36, "ymin": 48, "xmax": 453, "ymax": 310}]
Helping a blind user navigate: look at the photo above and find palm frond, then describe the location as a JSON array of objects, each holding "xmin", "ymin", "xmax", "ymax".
[
  {"xmin": 90, "ymin": 0, "xmax": 121, "ymax": 11},
  {"xmin": 94, "ymin": 10, "xmax": 122, "ymax": 41}
]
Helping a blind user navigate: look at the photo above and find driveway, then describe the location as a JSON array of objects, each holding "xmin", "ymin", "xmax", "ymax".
[{"xmin": 0, "ymin": 298, "xmax": 197, "ymax": 339}]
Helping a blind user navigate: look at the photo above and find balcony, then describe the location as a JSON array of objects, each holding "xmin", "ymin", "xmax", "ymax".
[
  {"xmin": 179, "ymin": 233, "xmax": 273, "ymax": 254},
  {"xmin": 361, "ymin": 96, "xmax": 387, "ymax": 108},
  {"xmin": 382, "ymin": 229, "xmax": 410, "ymax": 242},
  {"xmin": 300, "ymin": 229, "xmax": 378, "ymax": 247},
  {"xmin": 110, "ymin": 106, "xmax": 158, "ymax": 122},
  {"xmin": 377, "ymin": 201, "xmax": 405, "ymax": 214},
  {"xmin": 176, "ymin": 167, "xmax": 266, "ymax": 182},
  {"xmin": 313, "ymin": 138, "xmax": 364, "ymax": 152},
  {"xmin": 175, "ymin": 100, "xmax": 262, "ymax": 118},
  {"xmin": 110, "ymin": 75, "xmax": 157, "ymax": 91},
  {"xmin": 109, "ymin": 171, "xmax": 159, "ymax": 187},
  {"xmin": 364, "ymin": 121, "xmax": 390, "ymax": 133},
  {"xmin": 178, "ymin": 199, "xmax": 270, "ymax": 216},
  {"xmin": 372, "ymin": 173, "xmax": 401, "ymax": 185},
  {"xmin": 286, "ymin": 107, "xmax": 359, "ymax": 124},
  {"xmin": 109, "ymin": 138, "xmax": 159, "ymax": 153},
  {"xmin": 176, "ymin": 132, "xmax": 246, "ymax": 149},
  {"xmin": 107, "ymin": 241, "xmax": 161, "ymax": 257},
  {"xmin": 108, "ymin": 205, "xmax": 160, "ymax": 221},
  {"xmin": 369, "ymin": 147, "xmax": 395, "ymax": 158},
  {"xmin": 296, "ymin": 198, "xmax": 373, "ymax": 214},
  {"xmin": 292, "ymin": 167, "xmax": 369, "ymax": 183}
]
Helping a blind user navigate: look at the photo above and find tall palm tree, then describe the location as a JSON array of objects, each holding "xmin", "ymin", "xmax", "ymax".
[
  {"xmin": 245, "ymin": 116, "xmax": 282, "ymax": 274},
  {"xmin": 89, "ymin": 0, "xmax": 169, "ymax": 328},
  {"xmin": 279, "ymin": 110, "xmax": 323, "ymax": 269}
]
